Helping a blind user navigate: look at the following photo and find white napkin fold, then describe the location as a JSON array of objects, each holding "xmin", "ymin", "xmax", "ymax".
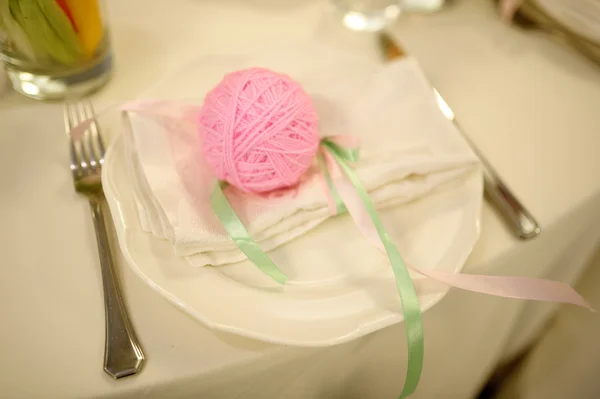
[{"xmin": 122, "ymin": 49, "xmax": 479, "ymax": 267}]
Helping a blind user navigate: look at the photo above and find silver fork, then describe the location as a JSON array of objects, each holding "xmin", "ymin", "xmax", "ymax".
[{"xmin": 65, "ymin": 101, "xmax": 145, "ymax": 379}]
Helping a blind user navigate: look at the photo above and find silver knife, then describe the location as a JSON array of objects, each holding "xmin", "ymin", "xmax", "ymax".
[{"xmin": 379, "ymin": 32, "xmax": 541, "ymax": 239}]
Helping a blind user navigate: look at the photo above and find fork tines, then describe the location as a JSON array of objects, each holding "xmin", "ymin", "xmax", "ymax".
[{"xmin": 65, "ymin": 101, "xmax": 106, "ymax": 179}]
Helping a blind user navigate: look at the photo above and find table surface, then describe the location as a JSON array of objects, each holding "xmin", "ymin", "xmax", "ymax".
[
  {"xmin": 2, "ymin": 0, "xmax": 600, "ymax": 398},
  {"xmin": 497, "ymin": 247, "xmax": 600, "ymax": 399}
]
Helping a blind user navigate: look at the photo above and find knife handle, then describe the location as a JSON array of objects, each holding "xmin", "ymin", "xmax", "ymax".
[
  {"xmin": 379, "ymin": 31, "xmax": 541, "ymax": 240},
  {"xmin": 483, "ymin": 173, "xmax": 541, "ymax": 239}
]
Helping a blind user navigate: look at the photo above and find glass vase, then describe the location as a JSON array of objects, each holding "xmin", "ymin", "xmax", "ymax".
[{"xmin": 0, "ymin": 0, "xmax": 113, "ymax": 100}]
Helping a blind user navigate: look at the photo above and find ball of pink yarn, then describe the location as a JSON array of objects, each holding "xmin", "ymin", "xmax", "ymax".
[{"xmin": 198, "ymin": 67, "xmax": 320, "ymax": 194}]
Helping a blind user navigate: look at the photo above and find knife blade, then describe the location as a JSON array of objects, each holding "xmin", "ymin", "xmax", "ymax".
[{"xmin": 378, "ymin": 32, "xmax": 541, "ymax": 239}]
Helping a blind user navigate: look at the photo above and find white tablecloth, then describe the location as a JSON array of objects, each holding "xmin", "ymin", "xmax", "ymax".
[
  {"xmin": 2, "ymin": 1, "xmax": 600, "ymax": 398},
  {"xmin": 496, "ymin": 247, "xmax": 600, "ymax": 399}
]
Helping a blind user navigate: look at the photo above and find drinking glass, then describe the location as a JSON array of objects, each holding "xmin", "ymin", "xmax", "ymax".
[
  {"xmin": 330, "ymin": 0, "xmax": 403, "ymax": 31},
  {"xmin": 403, "ymin": 0, "xmax": 447, "ymax": 13},
  {"xmin": 0, "ymin": 0, "xmax": 113, "ymax": 100}
]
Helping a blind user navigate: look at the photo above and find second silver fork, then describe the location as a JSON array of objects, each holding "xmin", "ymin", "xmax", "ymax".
[{"xmin": 65, "ymin": 101, "xmax": 145, "ymax": 379}]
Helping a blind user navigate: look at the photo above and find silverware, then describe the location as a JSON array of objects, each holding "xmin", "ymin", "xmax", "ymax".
[
  {"xmin": 491, "ymin": 0, "xmax": 600, "ymax": 68},
  {"xmin": 507, "ymin": 0, "xmax": 600, "ymax": 69},
  {"xmin": 379, "ymin": 32, "xmax": 541, "ymax": 239},
  {"xmin": 65, "ymin": 101, "xmax": 145, "ymax": 378}
]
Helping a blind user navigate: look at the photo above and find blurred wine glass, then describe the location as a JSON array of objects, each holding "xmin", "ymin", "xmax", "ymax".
[{"xmin": 330, "ymin": 0, "xmax": 403, "ymax": 32}]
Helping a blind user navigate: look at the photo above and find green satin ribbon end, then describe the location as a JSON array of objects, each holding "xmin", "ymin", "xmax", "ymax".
[
  {"xmin": 321, "ymin": 138, "xmax": 424, "ymax": 399},
  {"xmin": 210, "ymin": 182, "xmax": 288, "ymax": 285}
]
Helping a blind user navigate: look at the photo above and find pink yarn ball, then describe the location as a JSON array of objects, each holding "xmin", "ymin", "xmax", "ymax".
[{"xmin": 198, "ymin": 68, "xmax": 320, "ymax": 194}]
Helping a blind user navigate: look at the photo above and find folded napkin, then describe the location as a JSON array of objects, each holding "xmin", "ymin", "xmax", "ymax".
[{"xmin": 122, "ymin": 48, "xmax": 480, "ymax": 267}]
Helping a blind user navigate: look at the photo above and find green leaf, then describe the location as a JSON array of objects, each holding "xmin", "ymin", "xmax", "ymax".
[
  {"xmin": 9, "ymin": 0, "xmax": 51, "ymax": 61},
  {"xmin": 36, "ymin": 0, "xmax": 82, "ymax": 60},
  {"xmin": 0, "ymin": 0, "xmax": 42, "ymax": 60},
  {"xmin": 12, "ymin": 0, "xmax": 82, "ymax": 65}
]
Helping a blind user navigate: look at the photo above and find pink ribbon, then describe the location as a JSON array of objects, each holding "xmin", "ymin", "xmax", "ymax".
[
  {"xmin": 322, "ymin": 138, "xmax": 592, "ymax": 310},
  {"xmin": 71, "ymin": 100, "xmax": 592, "ymax": 310}
]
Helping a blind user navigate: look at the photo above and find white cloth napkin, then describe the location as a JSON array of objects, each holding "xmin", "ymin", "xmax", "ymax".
[{"xmin": 122, "ymin": 47, "xmax": 479, "ymax": 267}]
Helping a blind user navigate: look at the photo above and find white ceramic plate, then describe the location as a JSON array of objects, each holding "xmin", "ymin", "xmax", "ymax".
[
  {"xmin": 103, "ymin": 132, "xmax": 482, "ymax": 346},
  {"xmin": 102, "ymin": 44, "xmax": 483, "ymax": 346}
]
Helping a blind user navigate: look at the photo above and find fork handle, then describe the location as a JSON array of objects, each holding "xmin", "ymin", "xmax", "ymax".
[{"xmin": 89, "ymin": 195, "xmax": 145, "ymax": 379}]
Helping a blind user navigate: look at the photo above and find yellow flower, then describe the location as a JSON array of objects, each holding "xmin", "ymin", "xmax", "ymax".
[{"xmin": 66, "ymin": 0, "xmax": 104, "ymax": 57}]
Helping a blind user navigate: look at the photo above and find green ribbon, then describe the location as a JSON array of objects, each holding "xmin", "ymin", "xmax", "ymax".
[
  {"xmin": 211, "ymin": 181, "xmax": 288, "ymax": 284},
  {"xmin": 321, "ymin": 139, "xmax": 424, "ymax": 398},
  {"xmin": 210, "ymin": 139, "xmax": 424, "ymax": 398},
  {"xmin": 317, "ymin": 150, "xmax": 347, "ymax": 215}
]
